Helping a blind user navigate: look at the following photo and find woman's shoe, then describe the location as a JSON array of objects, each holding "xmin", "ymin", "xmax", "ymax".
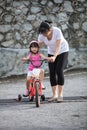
[
  {"xmin": 48, "ymin": 96, "xmax": 58, "ymax": 102},
  {"xmin": 57, "ymin": 97, "xmax": 63, "ymax": 103}
]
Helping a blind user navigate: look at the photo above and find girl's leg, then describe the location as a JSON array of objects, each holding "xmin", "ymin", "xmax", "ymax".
[
  {"xmin": 26, "ymin": 76, "xmax": 30, "ymax": 89},
  {"xmin": 39, "ymin": 69, "xmax": 44, "ymax": 81},
  {"xmin": 39, "ymin": 69, "xmax": 45, "ymax": 89}
]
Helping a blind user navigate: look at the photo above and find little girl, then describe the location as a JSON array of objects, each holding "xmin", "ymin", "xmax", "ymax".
[{"xmin": 22, "ymin": 41, "xmax": 49, "ymax": 97}]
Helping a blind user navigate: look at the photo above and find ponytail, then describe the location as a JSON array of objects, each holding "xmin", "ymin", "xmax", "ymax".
[
  {"xmin": 38, "ymin": 20, "xmax": 52, "ymax": 34},
  {"xmin": 44, "ymin": 20, "xmax": 52, "ymax": 24}
]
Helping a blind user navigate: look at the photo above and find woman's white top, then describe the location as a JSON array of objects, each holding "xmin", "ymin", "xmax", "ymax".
[{"xmin": 38, "ymin": 27, "xmax": 69, "ymax": 55}]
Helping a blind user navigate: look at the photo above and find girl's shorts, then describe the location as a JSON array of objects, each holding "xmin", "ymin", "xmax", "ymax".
[{"xmin": 27, "ymin": 68, "xmax": 41, "ymax": 77}]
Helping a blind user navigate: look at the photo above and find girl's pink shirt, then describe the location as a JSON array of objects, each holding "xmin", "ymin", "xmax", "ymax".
[{"xmin": 28, "ymin": 52, "xmax": 41, "ymax": 71}]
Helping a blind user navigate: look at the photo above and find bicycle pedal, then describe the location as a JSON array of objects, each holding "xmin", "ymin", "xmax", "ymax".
[
  {"xmin": 42, "ymin": 87, "xmax": 46, "ymax": 90},
  {"xmin": 23, "ymin": 94, "xmax": 29, "ymax": 97}
]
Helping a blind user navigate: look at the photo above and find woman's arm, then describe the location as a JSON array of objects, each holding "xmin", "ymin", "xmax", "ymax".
[
  {"xmin": 38, "ymin": 42, "xmax": 44, "ymax": 48},
  {"xmin": 40, "ymin": 53, "xmax": 50, "ymax": 61},
  {"xmin": 54, "ymin": 39, "xmax": 61, "ymax": 57},
  {"xmin": 50, "ymin": 39, "xmax": 61, "ymax": 62}
]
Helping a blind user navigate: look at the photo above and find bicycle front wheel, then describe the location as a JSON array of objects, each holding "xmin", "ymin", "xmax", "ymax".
[{"xmin": 35, "ymin": 82, "xmax": 40, "ymax": 107}]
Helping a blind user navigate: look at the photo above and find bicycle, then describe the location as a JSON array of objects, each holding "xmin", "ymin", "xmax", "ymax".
[{"xmin": 18, "ymin": 59, "xmax": 47, "ymax": 107}]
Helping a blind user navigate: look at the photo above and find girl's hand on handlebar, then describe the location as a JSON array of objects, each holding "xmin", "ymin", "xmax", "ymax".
[
  {"xmin": 22, "ymin": 57, "xmax": 29, "ymax": 62},
  {"xmin": 45, "ymin": 57, "xmax": 51, "ymax": 62}
]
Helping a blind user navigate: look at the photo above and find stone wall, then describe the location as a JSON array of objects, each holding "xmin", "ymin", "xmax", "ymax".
[{"xmin": 0, "ymin": 0, "xmax": 87, "ymax": 78}]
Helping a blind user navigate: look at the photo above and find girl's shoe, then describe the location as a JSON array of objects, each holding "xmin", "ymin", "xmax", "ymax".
[
  {"xmin": 41, "ymin": 83, "xmax": 46, "ymax": 90},
  {"xmin": 29, "ymin": 96, "xmax": 34, "ymax": 102},
  {"xmin": 48, "ymin": 96, "xmax": 58, "ymax": 102},
  {"xmin": 42, "ymin": 85, "xmax": 46, "ymax": 90},
  {"xmin": 23, "ymin": 89, "xmax": 29, "ymax": 97},
  {"xmin": 57, "ymin": 97, "xmax": 63, "ymax": 103}
]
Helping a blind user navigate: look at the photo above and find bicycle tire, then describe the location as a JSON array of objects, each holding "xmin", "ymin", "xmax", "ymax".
[{"xmin": 35, "ymin": 82, "xmax": 40, "ymax": 107}]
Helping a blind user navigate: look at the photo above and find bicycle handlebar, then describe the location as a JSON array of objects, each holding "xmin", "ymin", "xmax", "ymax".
[{"xmin": 24, "ymin": 59, "xmax": 48, "ymax": 68}]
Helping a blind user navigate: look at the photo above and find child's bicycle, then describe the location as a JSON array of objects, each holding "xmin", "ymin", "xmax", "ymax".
[{"xmin": 18, "ymin": 59, "xmax": 47, "ymax": 107}]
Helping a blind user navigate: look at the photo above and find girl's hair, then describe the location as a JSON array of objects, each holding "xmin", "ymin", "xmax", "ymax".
[
  {"xmin": 29, "ymin": 41, "xmax": 39, "ymax": 53},
  {"xmin": 38, "ymin": 20, "xmax": 52, "ymax": 34}
]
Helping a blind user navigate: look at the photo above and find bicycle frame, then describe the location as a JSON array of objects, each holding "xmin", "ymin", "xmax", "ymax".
[
  {"xmin": 23, "ymin": 59, "xmax": 47, "ymax": 107},
  {"xmin": 28, "ymin": 76, "xmax": 42, "ymax": 100}
]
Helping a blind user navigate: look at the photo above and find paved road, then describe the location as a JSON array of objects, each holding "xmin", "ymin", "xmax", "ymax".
[{"xmin": 0, "ymin": 72, "xmax": 87, "ymax": 130}]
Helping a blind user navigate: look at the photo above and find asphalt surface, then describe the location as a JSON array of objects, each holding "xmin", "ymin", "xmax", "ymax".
[{"xmin": 0, "ymin": 72, "xmax": 87, "ymax": 130}]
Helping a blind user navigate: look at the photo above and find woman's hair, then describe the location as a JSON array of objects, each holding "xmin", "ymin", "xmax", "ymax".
[
  {"xmin": 29, "ymin": 41, "xmax": 39, "ymax": 53},
  {"xmin": 38, "ymin": 20, "xmax": 52, "ymax": 34}
]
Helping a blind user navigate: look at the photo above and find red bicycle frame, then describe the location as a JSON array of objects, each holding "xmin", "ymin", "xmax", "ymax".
[{"xmin": 28, "ymin": 77, "xmax": 42, "ymax": 100}]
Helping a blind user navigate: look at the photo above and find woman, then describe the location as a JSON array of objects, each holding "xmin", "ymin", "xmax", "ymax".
[{"xmin": 38, "ymin": 20, "xmax": 69, "ymax": 102}]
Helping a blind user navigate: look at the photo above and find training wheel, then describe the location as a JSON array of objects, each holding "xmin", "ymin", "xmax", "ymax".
[
  {"xmin": 18, "ymin": 94, "xmax": 22, "ymax": 101},
  {"xmin": 41, "ymin": 94, "xmax": 45, "ymax": 101}
]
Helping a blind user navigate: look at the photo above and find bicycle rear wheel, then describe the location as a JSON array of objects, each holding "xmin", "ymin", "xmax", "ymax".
[{"xmin": 35, "ymin": 82, "xmax": 40, "ymax": 107}]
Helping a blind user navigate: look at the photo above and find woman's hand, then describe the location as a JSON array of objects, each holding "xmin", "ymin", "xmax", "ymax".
[{"xmin": 49, "ymin": 56, "xmax": 56, "ymax": 62}]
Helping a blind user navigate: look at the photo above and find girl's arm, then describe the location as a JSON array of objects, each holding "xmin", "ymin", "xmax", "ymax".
[{"xmin": 22, "ymin": 55, "xmax": 30, "ymax": 62}]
